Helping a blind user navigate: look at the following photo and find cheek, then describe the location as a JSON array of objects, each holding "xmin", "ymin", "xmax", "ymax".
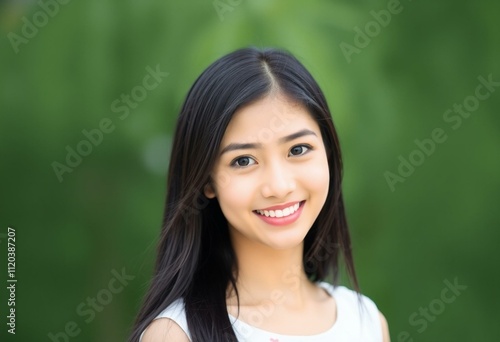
[
  {"xmin": 215, "ymin": 171, "xmax": 256, "ymax": 214},
  {"xmin": 300, "ymin": 156, "xmax": 330, "ymax": 198},
  {"xmin": 216, "ymin": 177, "xmax": 257, "ymax": 234}
]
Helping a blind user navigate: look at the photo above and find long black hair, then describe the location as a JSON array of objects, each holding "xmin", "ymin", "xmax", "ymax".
[{"xmin": 128, "ymin": 47, "xmax": 359, "ymax": 342}]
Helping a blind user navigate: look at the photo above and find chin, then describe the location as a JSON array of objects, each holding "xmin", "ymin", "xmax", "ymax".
[{"xmin": 262, "ymin": 230, "xmax": 309, "ymax": 251}]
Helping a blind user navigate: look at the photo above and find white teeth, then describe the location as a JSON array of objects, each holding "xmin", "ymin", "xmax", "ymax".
[{"xmin": 256, "ymin": 202, "xmax": 302, "ymax": 218}]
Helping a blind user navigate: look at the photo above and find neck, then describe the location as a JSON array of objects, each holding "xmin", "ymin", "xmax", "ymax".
[{"xmin": 227, "ymin": 232, "xmax": 315, "ymax": 309}]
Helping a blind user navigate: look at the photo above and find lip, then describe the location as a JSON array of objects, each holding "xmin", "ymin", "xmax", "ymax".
[
  {"xmin": 256, "ymin": 201, "xmax": 303, "ymax": 211},
  {"xmin": 253, "ymin": 200, "xmax": 305, "ymax": 226}
]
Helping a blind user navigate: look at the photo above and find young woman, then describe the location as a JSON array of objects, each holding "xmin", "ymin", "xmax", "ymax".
[{"xmin": 129, "ymin": 47, "xmax": 390, "ymax": 342}]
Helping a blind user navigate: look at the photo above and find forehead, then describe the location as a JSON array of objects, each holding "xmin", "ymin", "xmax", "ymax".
[{"xmin": 221, "ymin": 95, "xmax": 320, "ymax": 144}]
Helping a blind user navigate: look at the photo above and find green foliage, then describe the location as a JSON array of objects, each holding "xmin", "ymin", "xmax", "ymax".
[{"xmin": 0, "ymin": 0, "xmax": 499, "ymax": 340}]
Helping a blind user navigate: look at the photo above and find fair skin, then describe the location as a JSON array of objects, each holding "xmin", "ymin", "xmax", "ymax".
[
  {"xmin": 142, "ymin": 318, "xmax": 189, "ymax": 342},
  {"xmin": 143, "ymin": 94, "xmax": 390, "ymax": 341}
]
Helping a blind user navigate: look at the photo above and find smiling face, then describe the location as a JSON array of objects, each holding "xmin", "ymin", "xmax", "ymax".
[{"xmin": 204, "ymin": 94, "xmax": 330, "ymax": 251}]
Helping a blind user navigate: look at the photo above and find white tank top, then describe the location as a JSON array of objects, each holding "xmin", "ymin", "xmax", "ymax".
[{"xmin": 140, "ymin": 282, "xmax": 383, "ymax": 341}]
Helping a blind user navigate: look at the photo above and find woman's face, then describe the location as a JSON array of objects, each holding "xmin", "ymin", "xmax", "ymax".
[{"xmin": 204, "ymin": 94, "xmax": 330, "ymax": 250}]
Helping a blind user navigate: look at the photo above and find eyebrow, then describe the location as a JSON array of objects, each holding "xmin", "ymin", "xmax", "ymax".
[{"xmin": 219, "ymin": 129, "xmax": 318, "ymax": 156}]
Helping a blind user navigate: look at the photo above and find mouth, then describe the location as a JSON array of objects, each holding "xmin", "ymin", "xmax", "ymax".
[
  {"xmin": 252, "ymin": 200, "xmax": 306, "ymax": 226},
  {"xmin": 253, "ymin": 200, "xmax": 305, "ymax": 218}
]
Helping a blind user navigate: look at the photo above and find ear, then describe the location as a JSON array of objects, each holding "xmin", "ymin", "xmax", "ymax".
[{"xmin": 203, "ymin": 183, "xmax": 216, "ymax": 199}]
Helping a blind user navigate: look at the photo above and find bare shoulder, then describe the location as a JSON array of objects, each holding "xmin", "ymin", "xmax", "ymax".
[
  {"xmin": 379, "ymin": 311, "xmax": 391, "ymax": 342},
  {"xmin": 141, "ymin": 318, "xmax": 190, "ymax": 342}
]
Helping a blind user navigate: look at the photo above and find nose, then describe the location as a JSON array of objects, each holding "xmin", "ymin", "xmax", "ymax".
[{"xmin": 260, "ymin": 159, "xmax": 296, "ymax": 199}]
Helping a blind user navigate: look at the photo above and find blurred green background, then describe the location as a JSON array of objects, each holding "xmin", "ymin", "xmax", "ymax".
[{"xmin": 1, "ymin": 0, "xmax": 499, "ymax": 341}]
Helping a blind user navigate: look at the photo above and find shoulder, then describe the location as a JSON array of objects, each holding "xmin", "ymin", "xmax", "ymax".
[
  {"xmin": 379, "ymin": 311, "xmax": 391, "ymax": 342},
  {"xmin": 318, "ymin": 282, "xmax": 390, "ymax": 340},
  {"xmin": 140, "ymin": 298, "xmax": 191, "ymax": 342},
  {"xmin": 141, "ymin": 318, "xmax": 190, "ymax": 342}
]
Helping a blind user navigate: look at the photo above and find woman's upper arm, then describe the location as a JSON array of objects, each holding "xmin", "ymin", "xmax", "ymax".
[
  {"xmin": 379, "ymin": 311, "xmax": 391, "ymax": 342},
  {"xmin": 141, "ymin": 318, "xmax": 190, "ymax": 342}
]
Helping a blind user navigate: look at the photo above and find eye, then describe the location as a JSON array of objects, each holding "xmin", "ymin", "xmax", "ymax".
[
  {"xmin": 230, "ymin": 156, "xmax": 256, "ymax": 168},
  {"xmin": 289, "ymin": 144, "xmax": 312, "ymax": 157}
]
